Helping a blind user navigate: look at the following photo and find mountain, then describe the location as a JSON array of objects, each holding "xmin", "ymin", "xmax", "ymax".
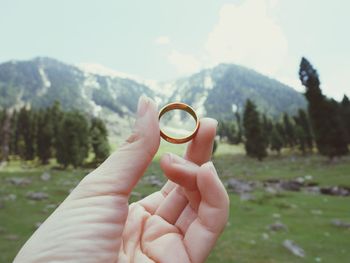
[
  {"xmin": 0, "ymin": 57, "xmax": 306, "ymax": 124},
  {"xmin": 162, "ymin": 64, "xmax": 306, "ymax": 120}
]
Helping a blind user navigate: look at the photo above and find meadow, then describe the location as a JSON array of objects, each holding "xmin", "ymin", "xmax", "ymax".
[{"xmin": 1, "ymin": 142, "xmax": 350, "ymax": 263}]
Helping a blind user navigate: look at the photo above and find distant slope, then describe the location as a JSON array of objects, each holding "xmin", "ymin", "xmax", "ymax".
[
  {"xmin": 0, "ymin": 58, "xmax": 305, "ymax": 123},
  {"xmin": 163, "ymin": 64, "xmax": 306, "ymax": 120}
]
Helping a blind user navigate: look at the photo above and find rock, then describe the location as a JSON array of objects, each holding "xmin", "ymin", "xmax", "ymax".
[
  {"xmin": 331, "ymin": 219, "xmax": 350, "ymax": 228},
  {"xmin": 5, "ymin": 234, "xmax": 19, "ymax": 241},
  {"xmin": 26, "ymin": 192, "xmax": 48, "ymax": 201},
  {"xmin": 227, "ymin": 178, "xmax": 253, "ymax": 193},
  {"xmin": 265, "ymin": 186, "xmax": 279, "ymax": 195},
  {"xmin": 145, "ymin": 175, "xmax": 163, "ymax": 187},
  {"xmin": 3, "ymin": 194, "xmax": 17, "ymax": 201},
  {"xmin": 262, "ymin": 233, "xmax": 269, "ymax": 240},
  {"xmin": 240, "ymin": 193, "xmax": 254, "ymax": 201},
  {"xmin": 311, "ymin": 209, "xmax": 323, "ymax": 215},
  {"xmin": 280, "ymin": 181, "xmax": 303, "ymax": 191},
  {"xmin": 272, "ymin": 213, "xmax": 281, "ymax": 219},
  {"xmin": 283, "ymin": 239, "xmax": 305, "ymax": 258},
  {"xmin": 6, "ymin": 177, "xmax": 31, "ymax": 186},
  {"xmin": 305, "ymin": 186, "xmax": 320, "ymax": 194},
  {"xmin": 296, "ymin": 177, "xmax": 305, "ymax": 184},
  {"xmin": 320, "ymin": 186, "xmax": 350, "ymax": 196},
  {"xmin": 45, "ymin": 204, "xmax": 58, "ymax": 209},
  {"xmin": 41, "ymin": 172, "xmax": 51, "ymax": 181},
  {"xmin": 315, "ymin": 257, "xmax": 322, "ymax": 262},
  {"xmin": 304, "ymin": 175, "xmax": 313, "ymax": 181},
  {"xmin": 269, "ymin": 221, "xmax": 288, "ymax": 232}
]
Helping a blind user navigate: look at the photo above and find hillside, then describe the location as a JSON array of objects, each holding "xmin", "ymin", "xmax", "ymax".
[{"xmin": 0, "ymin": 57, "xmax": 306, "ymax": 123}]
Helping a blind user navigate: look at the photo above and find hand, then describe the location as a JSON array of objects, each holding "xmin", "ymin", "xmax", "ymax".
[{"xmin": 14, "ymin": 96, "xmax": 229, "ymax": 263}]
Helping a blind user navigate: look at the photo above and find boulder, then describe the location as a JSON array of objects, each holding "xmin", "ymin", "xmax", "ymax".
[
  {"xmin": 6, "ymin": 177, "xmax": 31, "ymax": 186},
  {"xmin": 41, "ymin": 172, "xmax": 51, "ymax": 181},
  {"xmin": 283, "ymin": 239, "xmax": 305, "ymax": 258},
  {"xmin": 269, "ymin": 221, "xmax": 288, "ymax": 232},
  {"xmin": 331, "ymin": 219, "xmax": 350, "ymax": 228},
  {"xmin": 227, "ymin": 178, "xmax": 253, "ymax": 193},
  {"xmin": 26, "ymin": 192, "xmax": 49, "ymax": 201}
]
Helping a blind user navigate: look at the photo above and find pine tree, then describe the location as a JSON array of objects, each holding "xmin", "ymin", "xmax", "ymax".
[
  {"xmin": 0, "ymin": 109, "xmax": 11, "ymax": 161},
  {"xmin": 283, "ymin": 113, "xmax": 296, "ymax": 147},
  {"xmin": 218, "ymin": 121, "xmax": 237, "ymax": 144},
  {"xmin": 341, "ymin": 95, "xmax": 350, "ymax": 144},
  {"xmin": 235, "ymin": 111, "xmax": 243, "ymax": 143},
  {"xmin": 275, "ymin": 122, "xmax": 287, "ymax": 147},
  {"xmin": 9, "ymin": 110, "xmax": 19, "ymax": 156},
  {"xmin": 262, "ymin": 114, "xmax": 272, "ymax": 148},
  {"xmin": 294, "ymin": 125, "xmax": 307, "ymax": 154},
  {"xmin": 17, "ymin": 107, "xmax": 36, "ymax": 161},
  {"xmin": 50, "ymin": 101, "xmax": 64, "ymax": 156},
  {"xmin": 293, "ymin": 109, "xmax": 313, "ymax": 151},
  {"xmin": 56, "ymin": 111, "xmax": 89, "ymax": 168},
  {"xmin": 299, "ymin": 57, "xmax": 348, "ymax": 158},
  {"xmin": 243, "ymin": 99, "xmax": 267, "ymax": 160},
  {"xmin": 270, "ymin": 125, "xmax": 283, "ymax": 154},
  {"xmin": 90, "ymin": 117, "xmax": 110, "ymax": 163},
  {"xmin": 36, "ymin": 110, "xmax": 54, "ymax": 164}
]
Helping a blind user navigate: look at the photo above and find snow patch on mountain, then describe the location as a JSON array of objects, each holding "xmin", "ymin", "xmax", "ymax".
[{"xmin": 38, "ymin": 66, "xmax": 51, "ymax": 96}]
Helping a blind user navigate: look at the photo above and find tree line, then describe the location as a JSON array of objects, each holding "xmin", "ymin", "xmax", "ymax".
[
  {"xmin": 218, "ymin": 57, "xmax": 350, "ymax": 160},
  {"xmin": 0, "ymin": 101, "xmax": 110, "ymax": 167}
]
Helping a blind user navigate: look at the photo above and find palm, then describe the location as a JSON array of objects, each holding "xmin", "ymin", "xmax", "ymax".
[
  {"xmin": 118, "ymin": 153, "xmax": 228, "ymax": 263},
  {"xmin": 14, "ymin": 104, "xmax": 228, "ymax": 263}
]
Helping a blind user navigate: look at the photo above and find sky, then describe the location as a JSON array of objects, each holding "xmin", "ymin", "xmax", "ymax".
[{"xmin": 1, "ymin": 0, "xmax": 349, "ymax": 100}]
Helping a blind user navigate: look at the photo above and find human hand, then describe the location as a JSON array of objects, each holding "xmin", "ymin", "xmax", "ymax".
[{"xmin": 14, "ymin": 96, "xmax": 229, "ymax": 263}]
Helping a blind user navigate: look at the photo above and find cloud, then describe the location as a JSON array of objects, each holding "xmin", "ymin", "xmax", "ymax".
[
  {"xmin": 205, "ymin": 0, "xmax": 288, "ymax": 76},
  {"xmin": 167, "ymin": 50, "xmax": 200, "ymax": 75},
  {"xmin": 154, "ymin": 36, "xmax": 170, "ymax": 45}
]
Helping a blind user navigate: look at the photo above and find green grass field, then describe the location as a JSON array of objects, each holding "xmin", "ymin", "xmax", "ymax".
[{"xmin": 1, "ymin": 143, "xmax": 350, "ymax": 263}]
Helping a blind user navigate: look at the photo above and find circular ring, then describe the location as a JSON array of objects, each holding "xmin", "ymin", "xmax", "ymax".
[{"xmin": 159, "ymin": 102, "xmax": 200, "ymax": 144}]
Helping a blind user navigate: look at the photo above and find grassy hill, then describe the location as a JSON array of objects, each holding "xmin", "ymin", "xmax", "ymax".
[{"xmin": 1, "ymin": 143, "xmax": 349, "ymax": 262}]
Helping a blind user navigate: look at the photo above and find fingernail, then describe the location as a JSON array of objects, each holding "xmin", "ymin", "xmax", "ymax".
[
  {"xmin": 137, "ymin": 95, "xmax": 150, "ymax": 118},
  {"xmin": 210, "ymin": 119, "xmax": 219, "ymax": 128}
]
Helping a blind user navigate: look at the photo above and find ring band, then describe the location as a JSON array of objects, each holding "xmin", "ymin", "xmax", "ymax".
[{"xmin": 159, "ymin": 102, "xmax": 200, "ymax": 144}]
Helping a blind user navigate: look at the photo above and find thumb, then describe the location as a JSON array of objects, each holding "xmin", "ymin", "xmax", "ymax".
[{"xmin": 71, "ymin": 96, "xmax": 160, "ymax": 199}]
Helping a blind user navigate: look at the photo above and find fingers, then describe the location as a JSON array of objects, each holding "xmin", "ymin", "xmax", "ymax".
[
  {"xmin": 158, "ymin": 118, "xmax": 217, "ymax": 199},
  {"xmin": 160, "ymin": 153, "xmax": 198, "ymax": 191},
  {"xmin": 155, "ymin": 155, "xmax": 198, "ymax": 224},
  {"xmin": 70, "ymin": 96, "xmax": 160, "ymax": 199},
  {"xmin": 184, "ymin": 162, "xmax": 229, "ymax": 263},
  {"xmin": 184, "ymin": 118, "xmax": 217, "ymax": 165}
]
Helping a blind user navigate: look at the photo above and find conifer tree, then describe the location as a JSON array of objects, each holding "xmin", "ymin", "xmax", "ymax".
[
  {"xmin": 299, "ymin": 57, "xmax": 348, "ymax": 158},
  {"xmin": 9, "ymin": 110, "xmax": 19, "ymax": 155},
  {"xmin": 293, "ymin": 109, "xmax": 313, "ymax": 151},
  {"xmin": 36, "ymin": 110, "xmax": 54, "ymax": 164},
  {"xmin": 90, "ymin": 117, "xmax": 110, "ymax": 163},
  {"xmin": 341, "ymin": 95, "xmax": 350, "ymax": 144},
  {"xmin": 235, "ymin": 111, "xmax": 243, "ymax": 143},
  {"xmin": 56, "ymin": 111, "xmax": 89, "ymax": 168},
  {"xmin": 17, "ymin": 107, "xmax": 36, "ymax": 160},
  {"xmin": 49, "ymin": 101, "xmax": 64, "ymax": 155},
  {"xmin": 243, "ymin": 99, "xmax": 267, "ymax": 160},
  {"xmin": 262, "ymin": 114, "xmax": 272, "ymax": 148},
  {"xmin": 270, "ymin": 125, "xmax": 283, "ymax": 154},
  {"xmin": 283, "ymin": 113, "xmax": 296, "ymax": 147}
]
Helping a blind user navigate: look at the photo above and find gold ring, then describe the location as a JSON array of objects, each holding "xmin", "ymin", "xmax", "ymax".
[{"xmin": 159, "ymin": 102, "xmax": 200, "ymax": 144}]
